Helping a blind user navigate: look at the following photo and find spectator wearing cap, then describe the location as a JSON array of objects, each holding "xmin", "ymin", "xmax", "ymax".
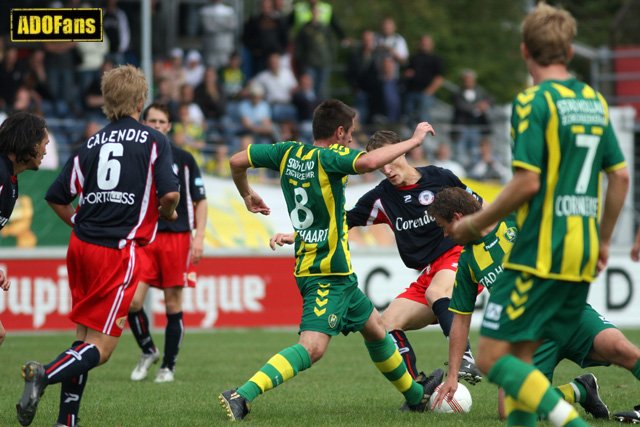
[
  {"xmin": 184, "ymin": 50, "xmax": 205, "ymax": 87},
  {"xmin": 165, "ymin": 48, "xmax": 187, "ymax": 100},
  {"xmin": 237, "ymin": 83, "xmax": 274, "ymax": 150}
]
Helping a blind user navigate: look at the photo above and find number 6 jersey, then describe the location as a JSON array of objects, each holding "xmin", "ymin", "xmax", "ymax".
[
  {"xmin": 46, "ymin": 116, "xmax": 179, "ymax": 248},
  {"xmin": 248, "ymin": 141, "xmax": 363, "ymax": 277}
]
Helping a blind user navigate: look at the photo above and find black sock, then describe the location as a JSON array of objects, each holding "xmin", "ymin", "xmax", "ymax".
[
  {"xmin": 44, "ymin": 341, "xmax": 100, "ymax": 385},
  {"xmin": 432, "ymin": 297, "xmax": 454, "ymax": 337},
  {"xmin": 128, "ymin": 309, "xmax": 156, "ymax": 354},
  {"xmin": 56, "ymin": 341, "xmax": 88, "ymax": 427},
  {"xmin": 432, "ymin": 297, "xmax": 472, "ymax": 352},
  {"xmin": 162, "ymin": 312, "xmax": 184, "ymax": 370},
  {"xmin": 389, "ymin": 329, "xmax": 419, "ymax": 379}
]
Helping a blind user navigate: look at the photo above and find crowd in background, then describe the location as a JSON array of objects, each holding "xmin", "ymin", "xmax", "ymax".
[{"xmin": 0, "ymin": 0, "xmax": 510, "ymax": 183}]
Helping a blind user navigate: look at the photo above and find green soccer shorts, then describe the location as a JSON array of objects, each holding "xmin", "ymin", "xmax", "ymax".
[
  {"xmin": 296, "ymin": 273, "xmax": 374, "ymax": 336},
  {"xmin": 533, "ymin": 303, "xmax": 616, "ymax": 380},
  {"xmin": 480, "ymin": 269, "xmax": 590, "ymax": 345}
]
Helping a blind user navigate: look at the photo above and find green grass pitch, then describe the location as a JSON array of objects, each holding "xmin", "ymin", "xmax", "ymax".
[{"xmin": 1, "ymin": 329, "xmax": 638, "ymax": 426}]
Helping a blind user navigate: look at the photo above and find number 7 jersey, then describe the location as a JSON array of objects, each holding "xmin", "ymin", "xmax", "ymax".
[
  {"xmin": 508, "ymin": 78, "xmax": 626, "ymax": 282},
  {"xmin": 248, "ymin": 141, "xmax": 363, "ymax": 277},
  {"xmin": 46, "ymin": 117, "xmax": 179, "ymax": 249}
]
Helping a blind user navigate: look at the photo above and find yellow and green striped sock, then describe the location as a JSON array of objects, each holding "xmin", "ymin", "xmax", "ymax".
[
  {"xmin": 488, "ymin": 355, "xmax": 588, "ymax": 427},
  {"xmin": 365, "ymin": 333, "xmax": 423, "ymax": 406},
  {"xmin": 505, "ymin": 394, "xmax": 536, "ymax": 427},
  {"xmin": 556, "ymin": 381, "xmax": 585, "ymax": 404},
  {"xmin": 237, "ymin": 344, "xmax": 311, "ymax": 402}
]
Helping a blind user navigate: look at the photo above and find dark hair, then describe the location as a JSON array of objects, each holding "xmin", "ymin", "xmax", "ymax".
[
  {"xmin": 312, "ymin": 99, "xmax": 356, "ymax": 141},
  {"xmin": 427, "ymin": 187, "xmax": 482, "ymax": 222},
  {"xmin": 366, "ymin": 130, "xmax": 401, "ymax": 152},
  {"xmin": 142, "ymin": 102, "xmax": 172, "ymax": 122},
  {"xmin": 0, "ymin": 112, "xmax": 47, "ymax": 164}
]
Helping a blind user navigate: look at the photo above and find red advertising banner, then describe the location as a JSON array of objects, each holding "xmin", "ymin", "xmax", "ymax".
[{"xmin": 0, "ymin": 256, "xmax": 302, "ymax": 331}]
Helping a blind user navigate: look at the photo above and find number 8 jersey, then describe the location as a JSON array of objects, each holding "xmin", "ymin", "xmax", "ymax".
[
  {"xmin": 508, "ymin": 78, "xmax": 626, "ymax": 282},
  {"xmin": 46, "ymin": 117, "xmax": 179, "ymax": 249},
  {"xmin": 248, "ymin": 141, "xmax": 363, "ymax": 277}
]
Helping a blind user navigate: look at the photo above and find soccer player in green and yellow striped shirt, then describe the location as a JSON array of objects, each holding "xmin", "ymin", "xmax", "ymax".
[
  {"xmin": 449, "ymin": 4, "xmax": 629, "ymax": 427},
  {"xmin": 219, "ymin": 99, "xmax": 442, "ymax": 421},
  {"xmin": 431, "ymin": 188, "xmax": 640, "ymax": 423}
]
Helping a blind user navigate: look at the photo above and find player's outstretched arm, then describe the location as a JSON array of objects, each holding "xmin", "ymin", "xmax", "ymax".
[
  {"xmin": 450, "ymin": 168, "xmax": 539, "ymax": 244},
  {"xmin": 191, "ymin": 199, "xmax": 208, "ymax": 264},
  {"xmin": 354, "ymin": 122, "xmax": 435, "ymax": 173},
  {"xmin": 159, "ymin": 191, "xmax": 180, "ymax": 221},
  {"xmin": 269, "ymin": 232, "xmax": 295, "ymax": 250},
  {"xmin": 48, "ymin": 202, "xmax": 76, "ymax": 227},
  {"xmin": 230, "ymin": 150, "xmax": 271, "ymax": 215},
  {"xmin": 598, "ymin": 167, "xmax": 630, "ymax": 272},
  {"xmin": 432, "ymin": 313, "xmax": 471, "ymax": 409}
]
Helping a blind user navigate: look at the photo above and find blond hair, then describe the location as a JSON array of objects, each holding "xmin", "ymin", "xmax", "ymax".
[
  {"xmin": 522, "ymin": 3, "xmax": 576, "ymax": 66},
  {"xmin": 101, "ymin": 65, "xmax": 148, "ymax": 121}
]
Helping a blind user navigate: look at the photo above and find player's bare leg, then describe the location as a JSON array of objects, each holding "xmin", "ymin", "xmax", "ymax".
[{"xmin": 589, "ymin": 328, "xmax": 640, "ymax": 372}]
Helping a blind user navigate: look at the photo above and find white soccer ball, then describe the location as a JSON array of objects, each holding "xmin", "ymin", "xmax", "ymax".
[{"xmin": 429, "ymin": 383, "xmax": 473, "ymax": 413}]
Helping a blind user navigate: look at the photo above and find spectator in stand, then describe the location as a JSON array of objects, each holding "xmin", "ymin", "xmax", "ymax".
[
  {"xmin": 451, "ymin": 69, "xmax": 492, "ymax": 166},
  {"xmin": 242, "ymin": 0, "xmax": 289, "ymax": 78},
  {"xmin": 404, "ymin": 34, "xmax": 444, "ymax": 126},
  {"xmin": 103, "ymin": 0, "xmax": 131, "ymax": 65},
  {"xmin": 22, "ymin": 50, "xmax": 54, "ymax": 116},
  {"xmin": 153, "ymin": 76, "xmax": 179, "ymax": 121},
  {"xmin": 194, "ymin": 66, "xmax": 228, "ymax": 175},
  {"xmin": 254, "ymin": 52, "xmax": 298, "ymax": 140},
  {"xmin": 288, "ymin": 0, "xmax": 346, "ymax": 44},
  {"xmin": 237, "ymin": 83, "xmax": 274, "ymax": 150},
  {"xmin": 184, "ymin": 50, "xmax": 206, "ymax": 88},
  {"xmin": 291, "ymin": 72, "xmax": 320, "ymax": 143},
  {"xmin": 371, "ymin": 55, "xmax": 403, "ymax": 124},
  {"xmin": 200, "ymin": 0, "xmax": 238, "ymax": 69},
  {"xmin": 12, "ymin": 86, "xmax": 40, "ymax": 115},
  {"xmin": 83, "ymin": 60, "xmax": 115, "ymax": 120},
  {"xmin": 76, "ymin": 36, "xmax": 110, "ymax": 97},
  {"xmin": 375, "ymin": 17, "xmax": 409, "ymax": 74},
  {"xmin": 345, "ymin": 30, "xmax": 383, "ymax": 125},
  {"xmin": 165, "ymin": 48, "xmax": 187, "ymax": 100},
  {"xmin": 468, "ymin": 139, "xmax": 509, "ymax": 183},
  {"xmin": 0, "ymin": 46, "xmax": 25, "ymax": 112},
  {"xmin": 294, "ymin": 4, "xmax": 333, "ymax": 99},
  {"xmin": 220, "ymin": 51, "xmax": 245, "ymax": 101},
  {"xmin": 43, "ymin": 41, "xmax": 77, "ymax": 117},
  {"xmin": 172, "ymin": 102, "xmax": 207, "ymax": 167},
  {"xmin": 178, "ymin": 83, "xmax": 206, "ymax": 129},
  {"xmin": 432, "ymin": 142, "xmax": 466, "ymax": 179},
  {"xmin": 195, "ymin": 66, "xmax": 226, "ymax": 122}
]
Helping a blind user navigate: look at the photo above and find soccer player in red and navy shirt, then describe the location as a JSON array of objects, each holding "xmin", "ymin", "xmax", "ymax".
[
  {"xmin": 128, "ymin": 103, "xmax": 207, "ymax": 383},
  {"xmin": 16, "ymin": 65, "xmax": 180, "ymax": 427},
  {"xmin": 0, "ymin": 112, "xmax": 49, "ymax": 347},
  {"xmin": 346, "ymin": 130, "xmax": 483, "ymax": 384}
]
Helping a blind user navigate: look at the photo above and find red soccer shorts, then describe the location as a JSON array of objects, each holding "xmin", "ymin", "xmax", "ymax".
[
  {"xmin": 67, "ymin": 232, "xmax": 140, "ymax": 337},
  {"xmin": 138, "ymin": 231, "xmax": 196, "ymax": 288},
  {"xmin": 395, "ymin": 245, "xmax": 463, "ymax": 306}
]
